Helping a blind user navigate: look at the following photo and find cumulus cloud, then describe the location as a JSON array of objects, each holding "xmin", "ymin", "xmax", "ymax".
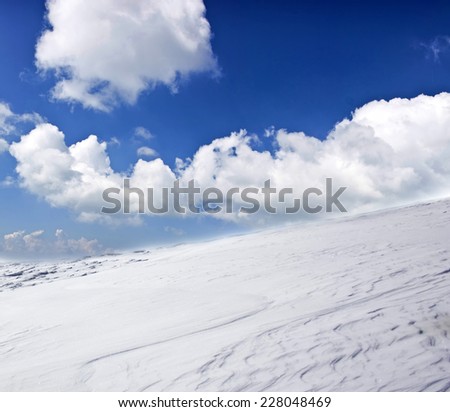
[
  {"xmin": 9, "ymin": 123, "xmax": 174, "ymax": 223},
  {"xmin": 1, "ymin": 229, "xmax": 102, "ymax": 257},
  {"xmin": 9, "ymin": 93, "xmax": 450, "ymax": 224},
  {"xmin": 9, "ymin": 124, "xmax": 122, "ymax": 222},
  {"xmin": 137, "ymin": 146, "xmax": 158, "ymax": 158},
  {"xmin": 35, "ymin": 0, "xmax": 218, "ymax": 111}
]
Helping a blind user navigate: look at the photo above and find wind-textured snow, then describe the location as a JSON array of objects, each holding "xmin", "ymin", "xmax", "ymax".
[{"xmin": 1, "ymin": 199, "xmax": 450, "ymax": 391}]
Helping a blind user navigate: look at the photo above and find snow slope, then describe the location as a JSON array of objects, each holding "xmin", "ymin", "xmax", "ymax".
[{"xmin": 1, "ymin": 199, "xmax": 450, "ymax": 391}]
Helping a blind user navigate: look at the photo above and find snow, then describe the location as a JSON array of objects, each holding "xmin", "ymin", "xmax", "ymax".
[{"xmin": 1, "ymin": 198, "xmax": 450, "ymax": 391}]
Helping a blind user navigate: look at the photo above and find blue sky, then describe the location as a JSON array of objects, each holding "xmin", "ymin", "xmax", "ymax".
[{"xmin": 1, "ymin": 0, "xmax": 450, "ymax": 257}]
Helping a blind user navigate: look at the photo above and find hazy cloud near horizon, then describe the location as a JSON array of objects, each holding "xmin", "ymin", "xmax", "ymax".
[{"xmin": 1, "ymin": 229, "xmax": 102, "ymax": 258}]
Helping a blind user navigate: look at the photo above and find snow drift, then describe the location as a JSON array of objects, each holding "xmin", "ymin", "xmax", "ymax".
[{"xmin": 1, "ymin": 198, "xmax": 450, "ymax": 391}]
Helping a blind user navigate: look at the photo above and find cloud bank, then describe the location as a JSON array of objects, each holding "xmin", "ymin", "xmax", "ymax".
[
  {"xmin": 9, "ymin": 93, "xmax": 450, "ymax": 224},
  {"xmin": 35, "ymin": 0, "xmax": 218, "ymax": 111}
]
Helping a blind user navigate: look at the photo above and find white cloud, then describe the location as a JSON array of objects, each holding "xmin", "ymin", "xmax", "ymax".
[
  {"xmin": 137, "ymin": 146, "xmax": 158, "ymax": 158},
  {"xmin": 108, "ymin": 137, "xmax": 121, "ymax": 147},
  {"xmin": 0, "ymin": 176, "xmax": 15, "ymax": 187},
  {"xmin": 9, "ymin": 123, "xmax": 175, "ymax": 222},
  {"xmin": 54, "ymin": 229, "xmax": 102, "ymax": 256},
  {"xmin": 0, "ymin": 102, "xmax": 42, "ymax": 139},
  {"xmin": 35, "ymin": 0, "xmax": 218, "ymax": 111},
  {"xmin": 0, "ymin": 103, "xmax": 14, "ymax": 135},
  {"xmin": 134, "ymin": 127, "xmax": 153, "ymax": 140},
  {"xmin": 23, "ymin": 230, "xmax": 45, "ymax": 252},
  {"xmin": 420, "ymin": 35, "xmax": 450, "ymax": 62},
  {"xmin": 9, "ymin": 93, "xmax": 450, "ymax": 224},
  {"xmin": 2, "ymin": 229, "xmax": 102, "ymax": 257},
  {"xmin": 0, "ymin": 139, "xmax": 8, "ymax": 154},
  {"xmin": 3, "ymin": 230, "xmax": 45, "ymax": 254},
  {"xmin": 3, "ymin": 231, "xmax": 27, "ymax": 252}
]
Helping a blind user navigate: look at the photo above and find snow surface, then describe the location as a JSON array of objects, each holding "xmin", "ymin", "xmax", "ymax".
[{"xmin": 1, "ymin": 199, "xmax": 450, "ymax": 391}]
